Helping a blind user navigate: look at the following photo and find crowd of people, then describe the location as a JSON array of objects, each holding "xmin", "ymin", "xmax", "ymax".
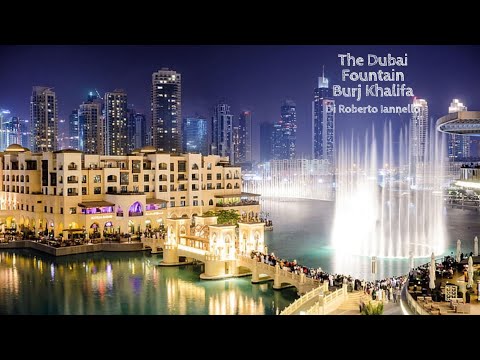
[{"xmin": 250, "ymin": 250, "xmax": 407, "ymax": 306}]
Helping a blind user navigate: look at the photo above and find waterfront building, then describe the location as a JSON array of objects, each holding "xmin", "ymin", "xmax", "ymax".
[{"xmin": 0, "ymin": 145, "xmax": 260, "ymax": 238}]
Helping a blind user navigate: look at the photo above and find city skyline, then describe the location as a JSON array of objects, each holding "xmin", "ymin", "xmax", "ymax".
[{"xmin": 2, "ymin": 45, "xmax": 480, "ymax": 158}]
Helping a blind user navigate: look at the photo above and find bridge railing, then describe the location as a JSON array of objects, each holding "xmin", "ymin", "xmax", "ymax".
[{"xmin": 280, "ymin": 283, "xmax": 326, "ymax": 315}]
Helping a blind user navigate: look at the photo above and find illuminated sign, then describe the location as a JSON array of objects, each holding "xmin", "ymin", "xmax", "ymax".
[
  {"xmin": 91, "ymin": 215, "xmax": 113, "ymax": 220},
  {"xmin": 146, "ymin": 211, "xmax": 164, "ymax": 216}
]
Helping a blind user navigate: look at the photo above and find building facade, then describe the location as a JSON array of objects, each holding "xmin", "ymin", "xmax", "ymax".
[
  {"xmin": 105, "ymin": 89, "xmax": 128, "ymax": 156},
  {"xmin": 68, "ymin": 110, "xmax": 80, "ymax": 150},
  {"xmin": 312, "ymin": 74, "xmax": 335, "ymax": 165},
  {"xmin": 31, "ymin": 86, "xmax": 58, "ymax": 153},
  {"xmin": 0, "ymin": 145, "xmax": 260, "ymax": 239},
  {"xmin": 210, "ymin": 102, "xmax": 234, "ymax": 162},
  {"xmin": 79, "ymin": 93, "xmax": 104, "ymax": 155},
  {"xmin": 151, "ymin": 68, "xmax": 182, "ymax": 153},
  {"xmin": 447, "ymin": 99, "xmax": 470, "ymax": 161},
  {"xmin": 272, "ymin": 100, "xmax": 296, "ymax": 160},
  {"xmin": 409, "ymin": 98, "xmax": 429, "ymax": 164},
  {"xmin": 236, "ymin": 111, "xmax": 252, "ymax": 163},
  {"xmin": 182, "ymin": 116, "xmax": 208, "ymax": 155}
]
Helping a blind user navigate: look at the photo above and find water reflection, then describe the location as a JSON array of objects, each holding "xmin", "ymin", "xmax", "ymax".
[{"xmin": 0, "ymin": 250, "xmax": 297, "ymax": 315}]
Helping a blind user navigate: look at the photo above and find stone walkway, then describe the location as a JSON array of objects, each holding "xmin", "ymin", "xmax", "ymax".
[{"xmin": 329, "ymin": 290, "xmax": 405, "ymax": 315}]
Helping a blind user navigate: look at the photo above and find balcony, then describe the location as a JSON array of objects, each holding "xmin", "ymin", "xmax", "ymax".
[
  {"xmin": 177, "ymin": 175, "xmax": 188, "ymax": 181},
  {"xmin": 68, "ymin": 165, "xmax": 78, "ymax": 170},
  {"xmin": 106, "ymin": 191, "xmax": 145, "ymax": 195},
  {"xmin": 67, "ymin": 192, "xmax": 79, "ymax": 197},
  {"xmin": 67, "ymin": 179, "xmax": 78, "ymax": 184},
  {"xmin": 116, "ymin": 212, "xmax": 124, "ymax": 217}
]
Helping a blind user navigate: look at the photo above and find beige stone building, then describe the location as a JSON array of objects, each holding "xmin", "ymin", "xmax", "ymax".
[{"xmin": 0, "ymin": 144, "xmax": 260, "ymax": 238}]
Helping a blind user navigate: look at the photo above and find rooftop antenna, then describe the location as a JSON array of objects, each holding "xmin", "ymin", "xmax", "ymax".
[{"xmin": 322, "ymin": 65, "xmax": 325, "ymax": 78}]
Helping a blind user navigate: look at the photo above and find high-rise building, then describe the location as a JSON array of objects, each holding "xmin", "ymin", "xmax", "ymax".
[
  {"xmin": 182, "ymin": 116, "xmax": 208, "ymax": 155},
  {"xmin": 19, "ymin": 118, "xmax": 30, "ymax": 149},
  {"xmin": 105, "ymin": 89, "xmax": 128, "ymax": 156},
  {"xmin": 447, "ymin": 99, "xmax": 470, "ymax": 161},
  {"xmin": 272, "ymin": 100, "xmax": 296, "ymax": 160},
  {"xmin": 79, "ymin": 92, "xmax": 104, "ymax": 154},
  {"xmin": 312, "ymin": 72, "xmax": 335, "ymax": 164},
  {"xmin": 260, "ymin": 122, "xmax": 274, "ymax": 162},
  {"xmin": 151, "ymin": 68, "xmax": 182, "ymax": 153},
  {"xmin": 133, "ymin": 113, "xmax": 147, "ymax": 150},
  {"xmin": 0, "ymin": 109, "xmax": 12, "ymax": 151},
  {"xmin": 31, "ymin": 86, "xmax": 58, "ymax": 153},
  {"xmin": 232, "ymin": 126, "xmax": 240, "ymax": 163},
  {"xmin": 69, "ymin": 110, "xmax": 80, "ymax": 150},
  {"xmin": 7, "ymin": 115, "xmax": 20, "ymax": 147},
  {"xmin": 236, "ymin": 111, "xmax": 252, "ymax": 163},
  {"xmin": 410, "ymin": 98, "xmax": 429, "ymax": 164},
  {"xmin": 211, "ymin": 102, "xmax": 234, "ymax": 162}
]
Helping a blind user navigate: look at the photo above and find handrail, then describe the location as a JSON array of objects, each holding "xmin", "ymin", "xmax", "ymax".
[{"xmin": 280, "ymin": 284, "xmax": 326, "ymax": 315}]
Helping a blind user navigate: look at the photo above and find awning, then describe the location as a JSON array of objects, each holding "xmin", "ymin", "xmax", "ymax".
[
  {"xmin": 214, "ymin": 192, "xmax": 261, "ymax": 198},
  {"xmin": 78, "ymin": 201, "xmax": 115, "ymax": 208},
  {"xmin": 146, "ymin": 198, "xmax": 168, "ymax": 204}
]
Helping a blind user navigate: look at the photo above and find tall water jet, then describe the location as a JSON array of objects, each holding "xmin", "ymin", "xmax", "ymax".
[{"xmin": 331, "ymin": 121, "xmax": 447, "ymax": 259}]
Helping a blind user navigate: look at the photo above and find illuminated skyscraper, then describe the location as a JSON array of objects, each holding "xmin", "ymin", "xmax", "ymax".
[
  {"xmin": 312, "ymin": 71, "xmax": 335, "ymax": 165},
  {"xmin": 105, "ymin": 89, "xmax": 128, "ymax": 155},
  {"xmin": 272, "ymin": 100, "xmax": 296, "ymax": 160},
  {"xmin": 31, "ymin": 86, "xmax": 58, "ymax": 152},
  {"xmin": 151, "ymin": 68, "xmax": 181, "ymax": 152},
  {"xmin": 236, "ymin": 111, "xmax": 252, "ymax": 163},
  {"xmin": 210, "ymin": 101, "xmax": 234, "ymax": 162},
  {"xmin": 69, "ymin": 110, "xmax": 80, "ymax": 150},
  {"xmin": 79, "ymin": 92, "xmax": 104, "ymax": 154},
  {"xmin": 410, "ymin": 97, "xmax": 429, "ymax": 164},
  {"xmin": 447, "ymin": 99, "xmax": 470, "ymax": 160},
  {"xmin": 182, "ymin": 116, "xmax": 208, "ymax": 155}
]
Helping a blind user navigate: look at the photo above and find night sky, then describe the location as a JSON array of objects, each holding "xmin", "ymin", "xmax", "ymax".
[{"xmin": 1, "ymin": 45, "xmax": 480, "ymax": 158}]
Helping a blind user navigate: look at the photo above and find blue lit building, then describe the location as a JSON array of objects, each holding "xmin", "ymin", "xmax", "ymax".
[{"xmin": 182, "ymin": 116, "xmax": 208, "ymax": 155}]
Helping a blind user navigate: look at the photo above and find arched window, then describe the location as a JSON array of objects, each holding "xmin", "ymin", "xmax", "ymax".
[
  {"xmin": 20, "ymin": 175, "xmax": 24, "ymax": 182},
  {"xmin": 208, "ymin": 199, "xmax": 213, "ymax": 206},
  {"xmin": 159, "ymin": 162, "xmax": 168, "ymax": 170},
  {"xmin": 107, "ymin": 175, "xmax": 117, "ymax": 182},
  {"xmin": 25, "ymin": 175, "xmax": 29, "ymax": 182},
  {"xmin": 226, "ymin": 183, "xmax": 232, "ymax": 189},
  {"xmin": 129, "ymin": 201, "xmax": 143, "ymax": 216},
  {"xmin": 192, "ymin": 163, "xmax": 199, "ymax": 170},
  {"xmin": 207, "ymin": 163, "xmax": 212, "ymax": 170}
]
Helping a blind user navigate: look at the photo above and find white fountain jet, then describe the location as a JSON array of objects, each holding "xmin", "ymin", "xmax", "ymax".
[{"xmin": 332, "ymin": 121, "xmax": 446, "ymax": 258}]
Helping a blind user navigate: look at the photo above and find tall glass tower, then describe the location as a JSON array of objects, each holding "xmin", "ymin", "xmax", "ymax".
[{"xmin": 312, "ymin": 71, "xmax": 335, "ymax": 165}]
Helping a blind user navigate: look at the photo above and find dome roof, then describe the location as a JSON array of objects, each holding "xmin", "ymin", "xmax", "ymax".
[{"xmin": 5, "ymin": 144, "xmax": 25, "ymax": 152}]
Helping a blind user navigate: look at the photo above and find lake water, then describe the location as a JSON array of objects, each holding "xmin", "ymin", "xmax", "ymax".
[{"xmin": 1, "ymin": 199, "xmax": 478, "ymax": 314}]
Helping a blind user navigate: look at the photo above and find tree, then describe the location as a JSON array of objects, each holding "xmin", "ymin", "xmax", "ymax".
[
  {"xmin": 216, "ymin": 209, "xmax": 241, "ymax": 225},
  {"xmin": 202, "ymin": 209, "xmax": 240, "ymax": 225}
]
